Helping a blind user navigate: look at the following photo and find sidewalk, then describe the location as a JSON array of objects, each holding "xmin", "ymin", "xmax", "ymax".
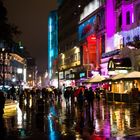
[{"xmin": 4, "ymin": 99, "xmax": 17, "ymax": 117}]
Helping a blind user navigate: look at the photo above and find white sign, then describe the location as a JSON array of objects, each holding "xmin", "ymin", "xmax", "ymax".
[{"xmin": 80, "ymin": 0, "xmax": 100, "ymax": 21}]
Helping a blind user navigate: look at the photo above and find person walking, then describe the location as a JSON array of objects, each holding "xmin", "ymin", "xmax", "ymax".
[
  {"xmin": 10, "ymin": 84, "xmax": 16, "ymax": 100},
  {"xmin": 64, "ymin": 89, "xmax": 70, "ymax": 106},
  {"xmin": 77, "ymin": 88, "xmax": 84, "ymax": 112},
  {"xmin": 0, "ymin": 91, "xmax": 5, "ymax": 117},
  {"xmin": 87, "ymin": 87, "xmax": 94, "ymax": 109}
]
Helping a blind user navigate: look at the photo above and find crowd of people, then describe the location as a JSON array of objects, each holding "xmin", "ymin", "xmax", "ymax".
[
  {"xmin": 0, "ymin": 84, "xmax": 105, "ymax": 117},
  {"xmin": 63, "ymin": 86, "xmax": 103, "ymax": 111}
]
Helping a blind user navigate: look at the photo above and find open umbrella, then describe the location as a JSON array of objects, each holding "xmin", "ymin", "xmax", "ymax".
[{"xmin": 74, "ymin": 87, "xmax": 84, "ymax": 97}]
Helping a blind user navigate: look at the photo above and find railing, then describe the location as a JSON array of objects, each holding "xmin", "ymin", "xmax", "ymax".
[{"xmin": 106, "ymin": 92, "xmax": 140, "ymax": 103}]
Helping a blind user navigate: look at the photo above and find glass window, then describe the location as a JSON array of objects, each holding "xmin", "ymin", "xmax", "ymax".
[
  {"xmin": 119, "ymin": 13, "xmax": 122, "ymax": 28},
  {"xmin": 126, "ymin": 11, "xmax": 130, "ymax": 25}
]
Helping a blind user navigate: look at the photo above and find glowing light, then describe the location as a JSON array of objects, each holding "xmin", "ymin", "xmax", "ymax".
[
  {"xmin": 23, "ymin": 68, "xmax": 26, "ymax": 82},
  {"xmin": 78, "ymin": 5, "xmax": 81, "ymax": 8},
  {"xmin": 118, "ymin": 26, "xmax": 140, "ymax": 45},
  {"xmin": 48, "ymin": 11, "xmax": 58, "ymax": 79},
  {"xmin": 80, "ymin": 0, "xmax": 100, "ymax": 21},
  {"xmin": 47, "ymin": 106, "xmax": 57, "ymax": 140},
  {"xmin": 17, "ymin": 68, "xmax": 23, "ymax": 74}
]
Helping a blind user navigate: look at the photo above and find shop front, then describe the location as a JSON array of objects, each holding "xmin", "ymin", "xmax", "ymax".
[{"xmin": 107, "ymin": 71, "xmax": 140, "ymax": 103}]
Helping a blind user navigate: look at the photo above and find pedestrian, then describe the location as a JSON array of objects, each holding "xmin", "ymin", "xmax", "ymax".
[
  {"xmin": 95, "ymin": 88, "xmax": 100, "ymax": 101},
  {"xmin": 9, "ymin": 84, "xmax": 16, "ymax": 100},
  {"xmin": 87, "ymin": 87, "xmax": 94, "ymax": 109},
  {"xmin": 0, "ymin": 91, "xmax": 5, "ymax": 117},
  {"xmin": 77, "ymin": 88, "xmax": 84, "ymax": 112},
  {"xmin": 64, "ymin": 89, "xmax": 70, "ymax": 106}
]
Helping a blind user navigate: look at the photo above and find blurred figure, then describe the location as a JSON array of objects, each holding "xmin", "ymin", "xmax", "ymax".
[
  {"xmin": 77, "ymin": 88, "xmax": 84, "ymax": 112},
  {"xmin": 0, "ymin": 117, "xmax": 5, "ymax": 139},
  {"xmin": 95, "ymin": 88, "xmax": 100, "ymax": 101},
  {"xmin": 0, "ymin": 91, "xmax": 5, "ymax": 117},
  {"xmin": 64, "ymin": 88, "xmax": 70, "ymax": 106},
  {"xmin": 9, "ymin": 84, "xmax": 16, "ymax": 100},
  {"xmin": 87, "ymin": 87, "xmax": 94, "ymax": 109}
]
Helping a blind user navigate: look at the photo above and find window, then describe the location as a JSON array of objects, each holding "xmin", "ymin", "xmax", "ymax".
[
  {"xmin": 116, "ymin": 0, "xmax": 122, "ymax": 4},
  {"xmin": 101, "ymin": 35, "xmax": 105, "ymax": 54},
  {"xmin": 119, "ymin": 13, "xmax": 122, "ymax": 28},
  {"xmin": 126, "ymin": 11, "xmax": 130, "ymax": 25}
]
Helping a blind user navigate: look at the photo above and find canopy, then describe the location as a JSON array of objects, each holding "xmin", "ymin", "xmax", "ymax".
[
  {"xmin": 124, "ymin": 71, "xmax": 140, "ymax": 79},
  {"xmin": 111, "ymin": 73, "xmax": 127, "ymax": 80},
  {"xmin": 84, "ymin": 74, "xmax": 105, "ymax": 83}
]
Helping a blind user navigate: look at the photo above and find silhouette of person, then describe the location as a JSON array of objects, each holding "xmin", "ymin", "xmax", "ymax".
[
  {"xmin": 10, "ymin": 84, "xmax": 16, "ymax": 100},
  {"xmin": 0, "ymin": 91, "xmax": 5, "ymax": 117}
]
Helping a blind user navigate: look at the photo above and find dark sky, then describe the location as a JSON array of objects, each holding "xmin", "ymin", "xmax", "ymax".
[{"xmin": 4, "ymin": 0, "xmax": 57, "ymax": 74}]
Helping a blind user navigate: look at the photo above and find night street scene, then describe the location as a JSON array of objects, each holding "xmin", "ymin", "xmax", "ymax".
[{"xmin": 1, "ymin": 0, "xmax": 140, "ymax": 140}]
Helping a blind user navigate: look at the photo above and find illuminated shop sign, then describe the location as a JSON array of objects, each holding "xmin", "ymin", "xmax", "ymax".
[
  {"xmin": 108, "ymin": 58, "xmax": 132, "ymax": 71},
  {"xmin": 102, "ymin": 49, "xmax": 120, "ymax": 58},
  {"xmin": 59, "ymin": 72, "xmax": 64, "ymax": 79},
  {"xmin": 79, "ymin": 15, "xmax": 96, "ymax": 41},
  {"xmin": 80, "ymin": 72, "xmax": 86, "ymax": 78},
  {"xmin": 66, "ymin": 74, "xmax": 75, "ymax": 80}
]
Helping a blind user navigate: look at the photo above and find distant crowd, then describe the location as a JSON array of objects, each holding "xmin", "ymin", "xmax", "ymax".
[{"xmin": 0, "ymin": 84, "xmax": 106, "ymax": 117}]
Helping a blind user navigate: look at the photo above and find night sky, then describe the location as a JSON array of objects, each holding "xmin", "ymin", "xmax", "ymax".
[{"xmin": 4, "ymin": 0, "xmax": 57, "ymax": 74}]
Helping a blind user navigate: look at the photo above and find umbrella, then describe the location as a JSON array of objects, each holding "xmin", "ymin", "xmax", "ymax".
[{"xmin": 74, "ymin": 87, "xmax": 84, "ymax": 97}]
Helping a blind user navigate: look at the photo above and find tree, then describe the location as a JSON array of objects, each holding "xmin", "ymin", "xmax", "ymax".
[{"xmin": 0, "ymin": 0, "xmax": 21, "ymax": 42}]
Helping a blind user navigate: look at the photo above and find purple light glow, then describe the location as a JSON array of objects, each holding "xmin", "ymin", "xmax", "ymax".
[
  {"xmin": 122, "ymin": 3, "xmax": 134, "ymax": 30},
  {"xmin": 106, "ymin": 0, "xmax": 116, "ymax": 52}
]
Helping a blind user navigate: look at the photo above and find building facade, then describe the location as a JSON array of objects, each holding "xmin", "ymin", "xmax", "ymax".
[
  {"xmin": 56, "ymin": 0, "xmax": 140, "ymax": 89},
  {"xmin": 0, "ymin": 41, "xmax": 27, "ymax": 90},
  {"xmin": 58, "ymin": 0, "xmax": 93, "ymax": 88},
  {"xmin": 48, "ymin": 10, "xmax": 58, "ymax": 86}
]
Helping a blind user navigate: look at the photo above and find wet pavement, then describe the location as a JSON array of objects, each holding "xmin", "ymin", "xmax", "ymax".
[{"xmin": 1, "ymin": 97, "xmax": 140, "ymax": 140}]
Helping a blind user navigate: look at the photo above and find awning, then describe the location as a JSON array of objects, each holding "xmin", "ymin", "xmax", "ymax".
[
  {"xmin": 124, "ymin": 71, "xmax": 140, "ymax": 79},
  {"xmin": 83, "ymin": 74, "xmax": 105, "ymax": 83},
  {"xmin": 111, "ymin": 73, "xmax": 127, "ymax": 80}
]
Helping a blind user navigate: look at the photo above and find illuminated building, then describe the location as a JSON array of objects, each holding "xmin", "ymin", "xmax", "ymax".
[
  {"xmin": 0, "ymin": 41, "xmax": 27, "ymax": 89},
  {"xmin": 48, "ymin": 10, "xmax": 58, "ymax": 85},
  {"xmin": 26, "ymin": 57, "xmax": 37, "ymax": 88},
  {"xmin": 58, "ymin": 0, "xmax": 93, "ymax": 87},
  {"xmin": 78, "ymin": 0, "xmax": 105, "ymax": 77},
  {"xmin": 101, "ymin": 0, "xmax": 140, "ymax": 76},
  {"xmin": 57, "ymin": 0, "xmax": 140, "ymax": 88}
]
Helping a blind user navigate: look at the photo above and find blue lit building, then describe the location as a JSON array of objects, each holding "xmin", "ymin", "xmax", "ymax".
[{"xmin": 48, "ymin": 10, "xmax": 58, "ymax": 83}]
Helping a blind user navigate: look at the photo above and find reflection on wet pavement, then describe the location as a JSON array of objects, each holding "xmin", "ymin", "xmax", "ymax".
[{"xmin": 2, "ymin": 98, "xmax": 140, "ymax": 140}]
